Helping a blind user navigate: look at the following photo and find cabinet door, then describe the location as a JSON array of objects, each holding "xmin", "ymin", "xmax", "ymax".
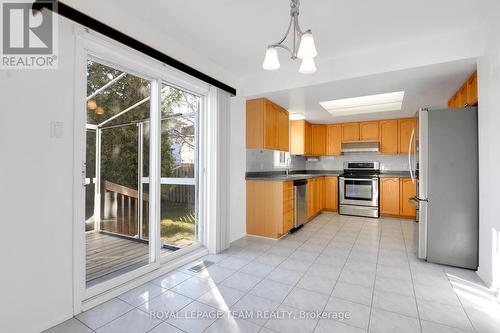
[
  {"xmin": 317, "ymin": 177, "xmax": 324, "ymax": 212},
  {"xmin": 304, "ymin": 122, "xmax": 313, "ymax": 155},
  {"xmin": 326, "ymin": 124, "xmax": 342, "ymax": 155},
  {"xmin": 277, "ymin": 106, "xmax": 289, "ymax": 152},
  {"xmin": 380, "ymin": 178, "xmax": 400, "ymax": 215},
  {"xmin": 341, "ymin": 122, "xmax": 360, "ymax": 142},
  {"xmin": 263, "ymin": 100, "xmax": 278, "ymax": 149},
  {"xmin": 379, "ymin": 119, "xmax": 399, "ymax": 154},
  {"xmin": 307, "ymin": 180, "xmax": 314, "ymax": 219},
  {"xmin": 457, "ymin": 84, "xmax": 467, "ymax": 108},
  {"xmin": 466, "ymin": 71, "xmax": 478, "ymax": 106},
  {"xmin": 398, "ymin": 118, "xmax": 416, "ymax": 154},
  {"xmin": 246, "ymin": 99, "xmax": 264, "ymax": 149},
  {"xmin": 324, "ymin": 177, "xmax": 338, "ymax": 211},
  {"xmin": 400, "ymin": 178, "xmax": 416, "ymax": 218},
  {"xmin": 311, "ymin": 125, "xmax": 326, "ymax": 156},
  {"xmin": 290, "ymin": 120, "xmax": 306, "ymax": 155},
  {"xmin": 359, "ymin": 121, "xmax": 379, "ymax": 141}
]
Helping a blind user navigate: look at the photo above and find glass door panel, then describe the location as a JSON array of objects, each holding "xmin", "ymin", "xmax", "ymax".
[
  {"xmin": 159, "ymin": 83, "xmax": 200, "ymax": 254},
  {"xmin": 85, "ymin": 59, "xmax": 152, "ymax": 287}
]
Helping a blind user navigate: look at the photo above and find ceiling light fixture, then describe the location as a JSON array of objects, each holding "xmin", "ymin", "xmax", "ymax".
[
  {"xmin": 320, "ymin": 91, "xmax": 405, "ymax": 117},
  {"xmin": 289, "ymin": 113, "xmax": 306, "ymax": 120},
  {"xmin": 262, "ymin": 0, "xmax": 317, "ymax": 74}
]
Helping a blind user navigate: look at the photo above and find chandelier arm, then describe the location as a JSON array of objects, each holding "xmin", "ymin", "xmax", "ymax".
[
  {"xmin": 272, "ymin": 15, "xmax": 294, "ymax": 46},
  {"xmin": 270, "ymin": 43, "xmax": 293, "ymax": 57}
]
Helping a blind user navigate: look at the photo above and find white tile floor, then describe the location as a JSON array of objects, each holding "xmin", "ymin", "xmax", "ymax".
[{"xmin": 45, "ymin": 213, "xmax": 500, "ymax": 333}]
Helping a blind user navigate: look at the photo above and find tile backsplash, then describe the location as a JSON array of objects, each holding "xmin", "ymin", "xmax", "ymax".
[
  {"xmin": 246, "ymin": 149, "xmax": 409, "ymax": 172},
  {"xmin": 246, "ymin": 149, "xmax": 306, "ymax": 172},
  {"xmin": 305, "ymin": 152, "xmax": 409, "ymax": 171}
]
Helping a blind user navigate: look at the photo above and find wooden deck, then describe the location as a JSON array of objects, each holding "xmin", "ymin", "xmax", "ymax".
[{"xmin": 86, "ymin": 232, "xmax": 171, "ymax": 286}]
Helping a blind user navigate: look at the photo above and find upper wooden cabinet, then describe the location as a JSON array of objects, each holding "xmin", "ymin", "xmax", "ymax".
[
  {"xmin": 379, "ymin": 119, "xmax": 399, "ymax": 154},
  {"xmin": 380, "ymin": 177, "xmax": 400, "ymax": 215},
  {"xmin": 311, "ymin": 124, "xmax": 326, "ymax": 156},
  {"xmin": 326, "ymin": 124, "xmax": 342, "ymax": 156},
  {"xmin": 466, "ymin": 71, "xmax": 478, "ymax": 106},
  {"xmin": 398, "ymin": 118, "xmax": 416, "ymax": 155},
  {"xmin": 448, "ymin": 71, "xmax": 478, "ymax": 108},
  {"xmin": 400, "ymin": 178, "xmax": 416, "ymax": 218},
  {"xmin": 342, "ymin": 122, "xmax": 360, "ymax": 142},
  {"xmin": 276, "ymin": 105, "xmax": 290, "ymax": 151},
  {"xmin": 290, "ymin": 120, "xmax": 313, "ymax": 155},
  {"xmin": 246, "ymin": 98, "xmax": 289, "ymax": 151},
  {"xmin": 359, "ymin": 121, "xmax": 379, "ymax": 141}
]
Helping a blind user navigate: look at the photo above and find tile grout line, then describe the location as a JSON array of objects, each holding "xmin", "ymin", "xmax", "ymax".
[
  {"xmin": 399, "ymin": 219, "xmax": 424, "ymax": 333},
  {"xmin": 259, "ymin": 214, "xmax": 344, "ymax": 330},
  {"xmin": 365, "ymin": 217, "xmax": 384, "ymax": 333},
  {"xmin": 311, "ymin": 216, "xmax": 367, "ymax": 333}
]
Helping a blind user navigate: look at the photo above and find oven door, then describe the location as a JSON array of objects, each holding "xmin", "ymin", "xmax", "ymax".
[{"xmin": 339, "ymin": 177, "xmax": 379, "ymax": 207}]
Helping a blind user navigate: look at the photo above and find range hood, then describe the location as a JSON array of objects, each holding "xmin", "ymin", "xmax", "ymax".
[{"xmin": 341, "ymin": 141, "xmax": 379, "ymax": 153}]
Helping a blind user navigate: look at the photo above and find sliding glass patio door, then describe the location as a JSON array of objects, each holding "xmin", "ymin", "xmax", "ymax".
[{"xmin": 83, "ymin": 56, "xmax": 203, "ymax": 290}]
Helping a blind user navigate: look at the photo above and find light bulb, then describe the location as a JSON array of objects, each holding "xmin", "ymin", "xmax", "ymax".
[
  {"xmin": 297, "ymin": 31, "xmax": 317, "ymax": 59},
  {"xmin": 299, "ymin": 57, "xmax": 317, "ymax": 74},
  {"xmin": 262, "ymin": 47, "xmax": 280, "ymax": 70}
]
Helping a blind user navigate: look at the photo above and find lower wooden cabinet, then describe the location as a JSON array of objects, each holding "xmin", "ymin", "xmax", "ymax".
[
  {"xmin": 324, "ymin": 176, "xmax": 338, "ymax": 211},
  {"xmin": 380, "ymin": 178, "xmax": 400, "ymax": 215},
  {"xmin": 246, "ymin": 180, "xmax": 294, "ymax": 238},
  {"xmin": 400, "ymin": 178, "xmax": 417, "ymax": 217},
  {"xmin": 380, "ymin": 177, "xmax": 416, "ymax": 218}
]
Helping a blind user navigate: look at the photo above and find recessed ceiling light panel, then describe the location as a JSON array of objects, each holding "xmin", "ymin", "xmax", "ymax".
[
  {"xmin": 289, "ymin": 113, "xmax": 306, "ymax": 120},
  {"xmin": 320, "ymin": 91, "xmax": 405, "ymax": 117}
]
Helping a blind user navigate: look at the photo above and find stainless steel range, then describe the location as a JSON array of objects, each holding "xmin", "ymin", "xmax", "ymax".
[{"xmin": 339, "ymin": 162, "xmax": 380, "ymax": 218}]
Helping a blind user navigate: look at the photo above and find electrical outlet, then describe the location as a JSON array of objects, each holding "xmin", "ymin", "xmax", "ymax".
[{"xmin": 50, "ymin": 121, "xmax": 63, "ymax": 138}]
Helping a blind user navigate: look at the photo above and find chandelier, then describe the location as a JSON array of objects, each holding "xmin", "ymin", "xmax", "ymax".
[{"xmin": 262, "ymin": 0, "xmax": 318, "ymax": 74}]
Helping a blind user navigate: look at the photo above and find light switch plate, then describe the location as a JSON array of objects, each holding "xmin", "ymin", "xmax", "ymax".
[{"xmin": 50, "ymin": 121, "xmax": 63, "ymax": 138}]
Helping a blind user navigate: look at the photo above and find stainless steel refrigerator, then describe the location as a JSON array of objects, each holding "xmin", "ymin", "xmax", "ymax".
[{"xmin": 410, "ymin": 107, "xmax": 478, "ymax": 269}]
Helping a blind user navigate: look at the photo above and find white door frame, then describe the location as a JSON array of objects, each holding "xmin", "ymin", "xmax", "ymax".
[{"xmin": 72, "ymin": 28, "xmax": 210, "ymax": 313}]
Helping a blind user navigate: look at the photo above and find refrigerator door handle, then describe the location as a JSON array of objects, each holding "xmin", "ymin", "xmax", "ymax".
[
  {"xmin": 410, "ymin": 196, "xmax": 428, "ymax": 202},
  {"xmin": 408, "ymin": 129, "xmax": 415, "ymax": 183}
]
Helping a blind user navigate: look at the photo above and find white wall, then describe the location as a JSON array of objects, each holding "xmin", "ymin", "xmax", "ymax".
[
  {"xmin": 0, "ymin": 18, "xmax": 75, "ymax": 333},
  {"xmin": 228, "ymin": 96, "xmax": 246, "ymax": 242},
  {"xmin": 0, "ymin": 14, "xmax": 239, "ymax": 333},
  {"xmin": 476, "ymin": 0, "xmax": 500, "ymax": 293}
]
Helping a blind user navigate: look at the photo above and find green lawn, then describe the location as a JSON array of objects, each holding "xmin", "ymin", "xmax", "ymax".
[{"xmin": 160, "ymin": 203, "xmax": 195, "ymax": 246}]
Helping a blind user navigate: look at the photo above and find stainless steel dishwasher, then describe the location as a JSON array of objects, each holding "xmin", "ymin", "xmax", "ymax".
[{"xmin": 293, "ymin": 179, "xmax": 308, "ymax": 229}]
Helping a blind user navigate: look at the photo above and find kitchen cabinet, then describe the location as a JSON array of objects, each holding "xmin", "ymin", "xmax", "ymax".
[
  {"xmin": 341, "ymin": 122, "xmax": 360, "ymax": 142},
  {"xmin": 398, "ymin": 118, "xmax": 416, "ymax": 154},
  {"xmin": 326, "ymin": 124, "xmax": 342, "ymax": 155},
  {"xmin": 246, "ymin": 98, "xmax": 289, "ymax": 151},
  {"xmin": 379, "ymin": 119, "xmax": 399, "ymax": 154},
  {"xmin": 311, "ymin": 125, "xmax": 326, "ymax": 156},
  {"xmin": 246, "ymin": 180, "xmax": 294, "ymax": 238},
  {"xmin": 359, "ymin": 121, "xmax": 379, "ymax": 141},
  {"xmin": 448, "ymin": 71, "xmax": 478, "ymax": 108},
  {"xmin": 290, "ymin": 120, "xmax": 313, "ymax": 155},
  {"xmin": 466, "ymin": 71, "xmax": 478, "ymax": 106},
  {"xmin": 307, "ymin": 177, "xmax": 325, "ymax": 219},
  {"xmin": 307, "ymin": 178, "xmax": 315, "ymax": 219},
  {"xmin": 400, "ymin": 178, "xmax": 416, "ymax": 218},
  {"xmin": 276, "ymin": 105, "xmax": 290, "ymax": 151},
  {"xmin": 457, "ymin": 84, "xmax": 467, "ymax": 108},
  {"xmin": 380, "ymin": 178, "xmax": 400, "ymax": 215},
  {"xmin": 324, "ymin": 176, "xmax": 338, "ymax": 211}
]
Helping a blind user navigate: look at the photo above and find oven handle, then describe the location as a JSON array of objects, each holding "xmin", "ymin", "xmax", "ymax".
[{"xmin": 340, "ymin": 177, "xmax": 378, "ymax": 182}]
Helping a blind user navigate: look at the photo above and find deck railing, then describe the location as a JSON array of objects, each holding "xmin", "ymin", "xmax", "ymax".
[{"xmin": 101, "ymin": 180, "xmax": 149, "ymax": 237}]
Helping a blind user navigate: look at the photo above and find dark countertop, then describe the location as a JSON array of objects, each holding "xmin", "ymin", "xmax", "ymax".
[
  {"xmin": 246, "ymin": 170, "xmax": 342, "ymax": 181},
  {"xmin": 246, "ymin": 170, "xmax": 411, "ymax": 181},
  {"xmin": 378, "ymin": 171, "xmax": 412, "ymax": 178}
]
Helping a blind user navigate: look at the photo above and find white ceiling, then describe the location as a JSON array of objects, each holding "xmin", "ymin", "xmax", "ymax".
[
  {"xmin": 252, "ymin": 59, "xmax": 477, "ymax": 123},
  {"xmin": 82, "ymin": 0, "xmax": 485, "ymax": 79}
]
